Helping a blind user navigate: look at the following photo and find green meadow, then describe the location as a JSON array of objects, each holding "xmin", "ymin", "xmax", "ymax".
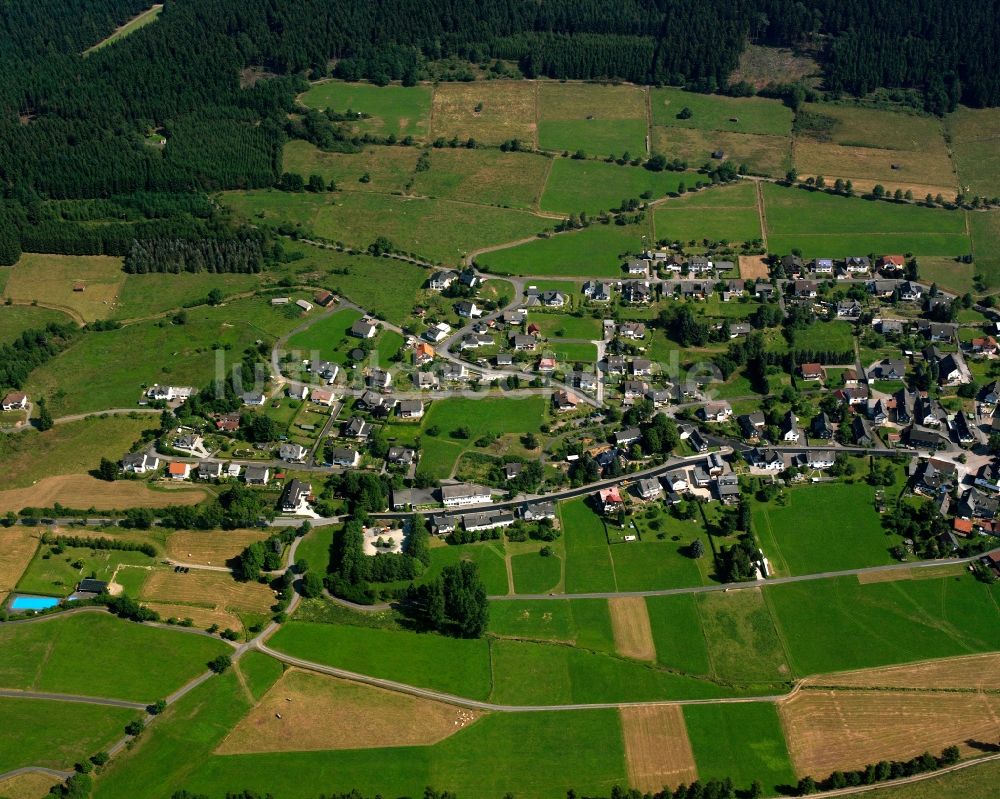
[
  {"xmin": 426, "ymin": 540, "xmax": 510, "ymax": 596},
  {"xmin": 0, "ymin": 304, "xmax": 74, "ymax": 345},
  {"xmin": 510, "ymin": 550, "xmax": 563, "ymax": 593},
  {"xmin": 411, "ymin": 147, "xmax": 551, "ymax": 209},
  {"xmin": 113, "ymin": 271, "xmax": 263, "ymax": 320},
  {"xmin": 652, "ymin": 87, "xmax": 794, "ymax": 136},
  {"xmin": 488, "ymin": 598, "xmax": 616, "ymax": 652},
  {"xmin": 540, "ymin": 158, "xmax": 688, "ymax": 216},
  {"xmin": 298, "ymin": 80, "xmax": 433, "ymax": 140},
  {"xmin": 281, "ymin": 141, "xmax": 420, "ymax": 193}
]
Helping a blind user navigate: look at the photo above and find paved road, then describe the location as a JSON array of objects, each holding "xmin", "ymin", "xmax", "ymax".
[
  {"xmin": 0, "ymin": 766, "xmax": 73, "ymax": 783},
  {"xmin": 0, "ymin": 688, "xmax": 147, "ymax": 710}
]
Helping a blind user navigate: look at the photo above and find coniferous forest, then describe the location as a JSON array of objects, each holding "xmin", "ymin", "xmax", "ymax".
[{"xmin": 0, "ymin": 0, "xmax": 998, "ymax": 262}]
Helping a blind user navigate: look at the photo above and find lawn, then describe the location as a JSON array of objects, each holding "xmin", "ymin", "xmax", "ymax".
[
  {"xmin": 753, "ymin": 482, "xmax": 902, "ymax": 576},
  {"xmin": 651, "ymin": 88, "xmax": 793, "ymax": 137},
  {"xmin": 223, "ymin": 189, "xmax": 549, "ymax": 266},
  {"xmin": 646, "ymin": 593, "xmax": 712, "ymax": 676},
  {"xmin": 425, "ymin": 540, "xmax": 510, "ymax": 596},
  {"xmin": 411, "ymin": 147, "xmax": 551, "ymax": 209},
  {"xmin": 0, "ymin": 697, "xmax": 138, "ymax": 773},
  {"xmin": 762, "ymin": 182, "xmax": 971, "ymax": 258},
  {"xmin": 0, "ymin": 304, "xmax": 73, "ymax": 345},
  {"xmin": 511, "ymin": 550, "xmax": 562, "ymax": 593},
  {"xmin": 561, "ymin": 498, "xmax": 617, "ymax": 593},
  {"xmin": 479, "ymin": 219, "xmax": 652, "ymax": 277},
  {"xmin": 767, "ymin": 574, "xmax": 1000, "ymax": 677},
  {"xmin": 538, "ymin": 83, "xmax": 648, "ymax": 157},
  {"xmin": 488, "ymin": 598, "xmax": 616, "ymax": 652},
  {"xmin": 113, "ymin": 271, "xmax": 262, "ymax": 320},
  {"xmin": 0, "ymin": 612, "xmax": 229, "ymax": 701},
  {"xmin": 182, "ymin": 710, "xmax": 629, "ymax": 799},
  {"xmin": 916, "ymin": 256, "xmax": 975, "ymax": 295},
  {"xmin": 431, "ymin": 81, "xmax": 537, "ymax": 146},
  {"xmin": 298, "ymin": 81, "xmax": 432, "ymax": 140},
  {"xmin": 607, "ymin": 524, "xmax": 709, "ymax": 591},
  {"xmin": 529, "ymin": 311, "xmax": 603, "ymax": 340},
  {"xmin": 547, "ymin": 341, "xmax": 598, "ymax": 364},
  {"xmin": 0, "ymin": 415, "xmax": 155, "ymax": 489},
  {"xmin": 235, "ymin": 651, "xmax": 284, "ymax": 701},
  {"xmin": 946, "ymin": 105, "xmax": 1000, "ymax": 198},
  {"xmin": 281, "ymin": 141, "xmax": 420, "ymax": 193},
  {"xmin": 653, "ymin": 189, "xmax": 761, "ymax": 242},
  {"xmin": 2, "ymin": 253, "xmax": 126, "ymax": 322},
  {"xmin": 295, "ymin": 527, "xmax": 334, "ymax": 576},
  {"xmin": 17, "ymin": 542, "xmax": 155, "ymax": 598},
  {"xmin": 652, "ymin": 127, "xmax": 791, "ymax": 177},
  {"xmin": 539, "ymin": 157, "xmax": 688, "ymax": 216},
  {"xmin": 791, "ymin": 320, "xmax": 855, "ymax": 352},
  {"xmin": 683, "ymin": 703, "xmax": 796, "ymax": 791},
  {"xmin": 25, "ymin": 297, "xmax": 303, "ymax": 417},
  {"xmin": 285, "ymin": 307, "xmax": 363, "ymax": 362}
]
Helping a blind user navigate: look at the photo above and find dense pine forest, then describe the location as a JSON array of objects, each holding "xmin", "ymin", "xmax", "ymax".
[{"xmin": 0, "ymin": 0, "xmax": 997, "ymax": 262}]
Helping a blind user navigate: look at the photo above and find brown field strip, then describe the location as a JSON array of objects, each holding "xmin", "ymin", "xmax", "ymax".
[
  {"xmin": 216, "ymin": 669, "xmax": 482, "ymax": 754},
  {"xmin": 142, "ymin": 602, "xmax": 243, "ymax": 632},
  {"xmin": 164, "ymin": 530, "xmax": 269, "ymax": 567},
  {"xmin": 803, "ymin": 654, "xmax": 1000, "ymax": 692},
  {"xmin": 0, "ymin": 474, "xmax": 207, "ymax": 513},
  {"xmin": 0, "ymin": 527, "xmax": 41, "ymax": 597},
  {"xmin": 620, "ymin": 705, "xmax": 698, "ymax": 792},
  {"xmin": 139, "ymin": 569, "xmax": 275, "ymax": 614},
  {"xmin": 738, "ymin": 254, "xmax": 770, "ymax": 279},
  {"xmin": 609, "ymin": 597, "xmax": 657, "ymax": 661},
  {"xmin": 857, "ymin": 563, "xmax": 966, "ymax": 585},
  {"xmin": 780, "ymin": 689, "xmax": 1000, "ymax": 776},
  {"xmin": 0, "ymin": 771, "xmax": 62, "ymax": 799}
]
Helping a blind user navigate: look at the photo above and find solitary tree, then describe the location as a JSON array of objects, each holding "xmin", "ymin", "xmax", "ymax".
[{"xmin": 36, "ymin": 397, "xmax": 53, "ymax": 431}]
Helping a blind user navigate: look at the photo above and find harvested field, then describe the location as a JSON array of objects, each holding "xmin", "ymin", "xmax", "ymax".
[
  {"xmin": 216, "ymin": 669, "xmax": 481, "ymax": 754},
  {"xmin": 739, "ymin": 255, "xmax": 770, "ymax": 279},
  {"xmin": 432, "ymin": 82, "xmax": 537, "ymax": 146},
  {"xmin": 857, "ymin": 563, "xmax": 966, "ymax": 584},
  {"xmin": 0, "ymin": 770, "xmax": 61, "ymax": 799},
  {"xmin": 139, "ymin": 569, "xmax": 275, "ymax": 614},
  {"xmin": 609, "ymin": 597, "xmax": 656, "ymax": 661},
  {"xmin": 0, "ymin": 527, "xmax": 40, "ymax": 598},
  {"xmin": 620, "ymin": 705, "xmax": 698, "ymax": 792},
  {"xmin": 803, "ymin": 653, "xmax": 1000, "ymax": 692},
  {"xmin": 0, "ymin": 474, "xmax": 207, "ymax": 513},
  {"xmin": 142, "ymin": 602, "xmax": 242, "ymax": 632},
  {"xmin": 780, "ymin": 690, "xmax": 1000, "ymax": 776},
  {"xmin": 164, "ymin": 530, "xmax": 269, "ymax": 567},
  {"xmin": 2, "ymin": 253, "xmax": 125, "ymax": 322}
]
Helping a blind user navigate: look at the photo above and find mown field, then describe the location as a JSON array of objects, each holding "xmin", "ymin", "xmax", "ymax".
[
  {"xmin": 0, "ymin": 612, "xmax": 228, "ymax": 702},
  {"xmin": 538, "ymin": 82, "xmax": 648, "ymax": 156},
  {"xmin": 654, "ymin": 183, "xmax": 762, "ymax": 243},
  {"xmin": 411, "ymin": 147, "xmax": 551, "ymax": 209},
  {"xmin": 540, "ymin": 158, "xmax": 687, "ymax": 215},
  {"xmin": 1, "ymin": 253, "xmax": 126, "ymax": 322},
  {"xmin": 281, "ymin": 141, "xmax": 421, "ymax": 194},
  {"xmin": 947, "ymin": 106, "xmax": 1000, "ymax": 198},
  {"xmin": 652, "ymin": 87, "xmax": 793, "ymax": 137},
  {"xmin": 0, "ymin": 304, "xmax": 73, "ymax": 345},
  {"xmin": 298, "ymin": 81, "xmax": 432, "ymax": 140},
  {"xmin": 112, "ymin": 271, "xmax": 263, "ymax": 320},
  {"xmin": 652, "ymin": 127, "xmax": 792, "ymax": 176}
]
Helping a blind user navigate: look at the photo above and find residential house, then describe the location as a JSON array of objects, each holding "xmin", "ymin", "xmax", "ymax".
[
  {"xmin": 780, "ymin": 254, "xmax": 803, "ymax": 274},
  {"xmin": 314, "ymin": 290, "xmax": 334, "ymax": 307},
  {"xmin": 877, "ymin": 318, "xmax": 905, "ymax": 336},
  {"xmin": 972, "ymin": 336, "xmax": 999, "ymax": 356},
  {"xmin": 813, "ymin": 258, "xmax": 834, "ymax": 275},
  {"xmin": 540, "ymin": 291, "xmax": 565, "ymax": 308},
  {"xmin": 976, "ymin": 462, "xmax": 1000, "ymax": 493},
  {"xmin": 917, "ymin": 321, "xmax": 957, "ymax": 343},
  {"xmin": 1, "ymin": 391, "xmax": 28, "ymax": 410},
  {"xmin": 174, "ymin": 434, "xmax": 205, "ymax": 454},
  {"xmin": 837, "ymin": 299, "xmax": 863, "ymax": 317},
  {"xmin": 358, "ymin": 390, "xmax": 387, "ymax": 412},
  {"xmin": 413, "ymin": 342, "xmax": 436, "ymax": 365},
  {"xmin": 280, "ymin": 479, "xmax": 312, "ymax": 513},
  {"xmin": 121, "ymin": 452, "xmax": 159, "ymax": 474},
  {"xmin": 688, "ymin": 255, "xmax": 713, "ymax": 273},
  {"xmin": 504, "ymin": 462, "xmax": 522, "ymax": 481},
  {"xmin": 781, "ymin": 411, "xmax": 801, "ymax": 442},
  {"xmin": 387, "ymin": 446, "xmax": 416, "ymax": 467},
  {"xmin": 895, "ymin": 388, "xmax": 916, "ymax": 424},
  {"xmin": 688, "ymin": 429, "xmax": 708, "ymax": 453},
  {"xmin": 455, "ymin": 300, "xmax": 481, "ymax": 319},
  {"xmin": 429, "ymin": 513, "xmax": 456, "ymax": 534},
  {"xmin": 279, "ymin": 443, "xmax": 307, "ymax": 462},
  {"xmin": 619, "ymin": 322, "xmax": 646, "ymax": 340},
  {"xmin": 872, "ymin": 359, "xmax": 906, "ymax": 381},
  {"xmin": 328, "ymin": 447, "xmax": 360, "ymax": 467},
  {"xmin": 244, "ymin": 465, "xmax": 270, "ymax": 485},
  {"xmin": 367, "ymin": 369, "xmax": 392, "ymax": 390},
  {"xmin": 521, "ymin": 501, "xmax": 556, "ymax": 521},
  {"xmin": 458, "ymin": 268, "xmax": 479, "ymax": 289},
  {"xmin": 462, "ymin": 511, "xmax": 516, "ymax": 533},
  {"xmin": 835, "ymin": 386, "xmax": 869, "ymax": 406},
  {"xmin": 414, "ymin": 371, "xmax": 440, "ymax": 390},
  {"xmin": 701, "ymin": 401, "xmax": 732, "ymax": 422},
  {"xmin": 573, "ymin": 371, "xmax": 598, "ymax": 392},
  {"xmin": 915, "ymin": 394, "xmax": 946, "ymax": 426},
  {"xmin": 500, "ymin": 308, "xmax": 527, "ymax": 325},
  {"xmin": 351, "ymin": 319, "xmax": 378, "ymax": 339},
  {"xmin": 397, "ymin": 400, "xmax": 424, "ymax": 419},
  {"xmin": 167, "ymin": 462, "xmax": 191, "ymax": 480},
  {"xmin": 754, "ymin": 282, "xmax": 775, "ymax": 300},
  {"xmin": 646, "ymin": 388, "xmax": 671, "ymax": 406},
  {"xmin": 310, "ymin": 388, "xmax": 335, "ymax": 407},
  {"xmin": 552, "ymin": 389, "xmax": 579, "ymax": 412},
  {"xmin": 805, "ymin": 451, "xmax": 835, "ymax": 469},
  {"xmin": 631, "ymin": 358, "xmax": 653, "ymax": 377},
  {"xmin": 811, "ymin": 412, "xmax": 833, "ymax": 439},
  {"xmin": 311, "ymin": 360, "xmax": 339, "ymax": 384},
  {"xmin": 604, "ymin": 356, "xmax": 626, "ymax": 375},
  {"xmin": 598, "ymin": 487, "xmax": 625, "ymax": 513},
  {"xmin": 721, "ymin": 280, "xmax": 745, "ymax": 302},
  {"xmin": 511, "ymin": 333, "xmax": 537, "ymax": 351},
  {"xmin": 440, "ymin": 362, "xmax": 469, "ymax": 382},
  {"xmin": 793, "ymin": 279, "xmax": 818, "ymax": 298},
  {"xmin": 907, "ymin": 426, "xmax": 949, "ymax": 450},
  {"xmin": 851, "ymin": 416, "xmax": 875, "ymax": 447},
  {"xmin": 614, "ymin": 427, "xmax": 642, "ymax": 446},
  {"xmin": 716, "ymin": 473, "xmax": 741, "ymax": 504},
  {"xmin": 146, "ymin": 385, "xmax": 194, "ymax": 402},
  {"xmin": 636, "ymin": 477, "xmax": 662, "ymax": 500},
  {"xmin": 868, "ymin": 279, "xmax": 897, "ymax": 299},
  {"xmin": 936, "ymin": 352, "xmax": 965, "ymax": 386},
  {"xmin": 982, "ymin": 381, "xmax": 1000, "ymax": 405},
  {"xmin": 622, "ymin": 380, "xmax": 648, "ymax": 400},
  {"xmin": 747, "ymin": 447, "xmax": 783, "ymax": 471},
  {"xmin": 951, "ymin": 410, "xmax": 978, "ymax": 445},
  {"xmin": 343, "ymin": 416, "xmax": 371, "ymax": 439},
  {"xmin": 800, "ymin": 362, "xmax": 825, "ymax": 381},
  {"xmin": 582, "ymin": 281, "xmax": 612, "ymax": 302},
  {"xmin": 423, "ymin": 322, "xmax": 451, "ymax": 343},
  {"xmin": 537, "ymin": 356, "xmax": 556, "ymax": 372},
  {"xmin": 440, "ymin": 483, "xmax": 493, "ymax": 507},
  {"xmin": 868, "ymin": 398, "xmax": 889, "ymax": 425},
  {"xmin": 198, "ymin": 461, "xmax": 223, "ymax": 480},
  {"xmin": 913, "ymin": 458, "xmax": 956, "ymax": 495},
  {"xmin": 879, "ymin": 255, "xmax": 905, "ymax": 273},
  {"xmin": 241, "ymin": 391, "xmax": 265, "ymax": 406},
  {"xmin": 958, "ymin": 487, "xmax": 999, "ymax": 521},
  {"xmin": 622, "ymin": 281, "xmax": 652, "ymax": 304},
  {"xmin": 288, "ymin": 385, "xmax": 309, "ymax": 401},
  {"xmin": 215, "ymin": 413, "xmax": 240, "ymax": 433},
  {"xmin": 845, "ymin": 256, "xmax": 871, "ymax": 274},
  {"xmin": 429, "ymin": 270, "xmax": 458, "ymax": 291},
  {"xmin": 738, "ymin": 412, "xmax": 766, "ymax": 440},
  {"xmin": 625, "ymin": 258, "xmax": 649, "ymax": 276}
]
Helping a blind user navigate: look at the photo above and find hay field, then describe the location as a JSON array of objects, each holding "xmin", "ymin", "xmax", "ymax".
[
  {"xmin": 538, "ymin": 83, "xmax": 648, "ymax": 155},
  {"xmin": 803, "ymin": 653, "xmax": 1000, "ymax": 692},
  {"xmin": 0, "ymin": 770, "xmax": 61, "ymax": 799},
  {"xmin": 217, "ymin": 669, "xmax": 481, "ymax": 754},
  {"xmin": 780, "ymin": 689, "xmax": 1000, "ymax": 776},
  {"xmin": 411, "ymin": 147, "xmax": 551, "ymax": 209},
  {"xmin": 0, "ymin": 527, "xmax": 40, "ymax": 599},
  {"xmin": 431, "ymin": 82, "xmax": 537, "ymax": 145},
  {"xmin": 164, "ymin": 530, "xmax": 270, "ymax": 567},
  {"xmin": 143, "ymin": 602, "xmax": 242, "ymax": 632},
  {"xmin": 739, "ymin": 255, "xmax": 770, "ymax": 279},
  {"xmin": 2, "ymin": 253, "xmax": 125, "ymax": 322},
  {"xmin": 140, "ymin": 569, "xmax": 275, "ymax": 614},
  {"xmin": 609, "ymin": 597, "xmax": 656, "ymax": 661},
  {"xmin": 947, "ymin": 106, "xmax": 1000, "ymax": 197},
  {"xmin": 652, "ymin": 127, "xmax": 791, "ymax": 177},
  {"xmin": 620, "ymin": 705, "xmax": 698, "ymax": 792},
  {"xmin": 0, "ymin": 474, "xmax": 207, "ymax": 513}
]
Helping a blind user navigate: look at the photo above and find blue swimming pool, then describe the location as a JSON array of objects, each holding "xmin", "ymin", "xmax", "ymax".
[{"xmin": 9, "ymin": 594, "xmax": 61, "ymax": 611}]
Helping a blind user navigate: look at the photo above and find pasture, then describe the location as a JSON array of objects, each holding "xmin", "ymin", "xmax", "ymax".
[
  {"xmin": 268, "ymin": 621, "xmax": 493, "ymax": 700},
  {"xmin": 646, "ymin": 593, "xmax": 712, "ymax": 676},
  {"xmin": 654, "ymin": 187, "xmax": 762, "ymax": 244},
  {"xmin": 0, "ymin": 612, "xmax": 228, "ymax": 701},
  {"xmin": 620, "ymin": 705, "xmax": 698, "ymax": 792},
  {"xmin": 789, "ymin": 319, "xmax": 855, "ymax": 352},
  {"xmin": 0, "ymin": 527, "xmax": 40, "ymax": 601},
  {"xmin": 285, "ymin": 307, "xmax": 363, "ymax": 361},
  {"xmin": 217, "ymin": 669, "xmax": 480, "ymax": 753},
  {"xmin": 0, "ymin": 304, "xmax": 72, "ymax": 345},
  {"xmin": 431, "ymin": 81, "xmax": 537, "ymax": 145},
  {"xmin": 237, "ymin": 650, "xmax": 285, "ymax": 701},
  {"xmin": 753, "ymin": 482, "xmax": 901, "ymax": 576},
  {"xmin": 511, "ymin": 550, "xmax": 562, "ymax": 593},
  {"xmin": 298, "ymin": 81, "xmax": 432, "ymax": 140},
  {"xmin": 411, "ymin": 147, "xmax": 551, "ymax": 209},
  {"xmin": 139, "ymin": 569, "xmax": 276, "ymax": 616},
  {"xmin": 916, "ymin": 255, "xmax": 975, "ymax": 295},
  {"xmin": 0, "ymin": 771, "xmax": 61, "ymax": 799},
  {"xmin": 683, "ymin": 703, "xmax": 795, "ymax": 791},
  {"xmin": 538, "ymin": 82, "xmax": 648, "ymax": 156},
  {"xmin": 281, "ymin": 141, "xmax": 420, "ymax": 193},
  {"xmin": 539, "ymin": 157, "xmax": 687, "ymax": 215},
  {"xmin": 761, "ymin": 182, "xmax": 971, "ymax": 258},
  {"xmin": 780, "ymin": 689, "xmax": 1000, "ymax": 776},
  {"xmin": 182, "ymin": 709, "xmax": 629, "ymax": 799},
  {"xmin": 0, "ymin": 697, "xmax": 137, "ymax": 774},
  {"xmin": 651, "ymin": 87, "xmax": 793, "ymax": 137},
  {"xmin": 946, "ymin": 105, "xmax": 1000, "ymax": 197},
  {"xmin": 2, "ymin": 253, "xmax": 125, "ymax": 322},
  {"xmin": 113, "ymin": 271, "xmax": 262, "ymax": 320},
  {"xmin": 479, "ymin": 219, "xmax": 652, "ymax": 277},
  {"xmin": 529, "ymin": 310, "xmax": 603, "ymax": 340},
  {"xmin": 0, "ymin": 416, "xmax": 157, "ymax": 490},
  {"xmin": 606, "ymin": 529, "xmax": 711, "ymax": 591},
  {"xmin": 164, "ymin": 530, "xmax": 269, "ymax": 568},
  {"xmin": 652, "ymin": 127, "xmax": 791, "ymax": 177},
  {"xmin": 970, "ymin": 210, "xmax": 1000, "ymax": 289},
  {"xmin": 0, "ymin": 473, "xmax": 206, "ymax": 513},
  {"xmin": 25, "ymin": 297, "xmax": 303, "ymax": 416},
  {"xmin": 488, "ymin": 598, "xmax": 616, "ymax": 652},
  {"xmin": 767, "ymin": 574, "xmax": 1000, "ymax": 676},
  {"xmin": 694, "ymin": 589, "xmax": 791, "ymax": 684}
]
